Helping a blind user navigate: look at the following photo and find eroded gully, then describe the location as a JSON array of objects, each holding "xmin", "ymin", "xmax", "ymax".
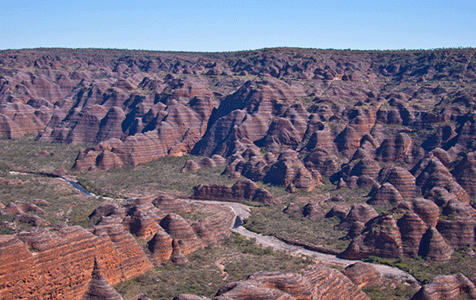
[
  {"xmin": 185, "ymin": 199, "xmax": 418, "ymax": 285},
  {"xmin": 49, "ymin": 176, "xmax": 417, "ymax": 285}
]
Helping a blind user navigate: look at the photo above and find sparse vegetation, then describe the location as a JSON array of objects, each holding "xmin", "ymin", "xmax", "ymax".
[
  {"xmin": 116, "ymin": 232, "xmax": 313, "ymax": 299},
  {"xmin": 2, "ymin": 47, "xmax": 476, "ymax": 299},
  {"xmin": 364, "ymin": 248, "xmax": 476, "ymax": 285},
  {"xmin": 76, "ymin": 156, "xmax": 236, "ymax": 197},
  {"xmin": 363, "ymin": 283, "xmax": 417, "ymax": 300},
  {"xmin": 244, "ymin": 205, "xmax": 349, "ymax": 252},
  {"xmin": 0, "ymin": 136, "xmax": 86, "ymax": 173}
]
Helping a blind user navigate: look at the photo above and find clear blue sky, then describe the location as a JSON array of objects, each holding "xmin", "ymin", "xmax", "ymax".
[{"xmin": 1, "ymin": 0, "xmax": 475, "ymax": 52}]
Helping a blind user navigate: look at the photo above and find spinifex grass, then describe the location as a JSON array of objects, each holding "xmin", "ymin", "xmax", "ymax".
[
  {"xmin": 76, "ymin": 155, "xmax": 237, "ymax": 197},
  {"xmin": 244, "ymin": 205, "xmax": 349, "ymax": 252},
  {"xmin": 115, "ymin": 232, "xmax": 313, "ymax": 300},
  {"xmin": 0, "ymin": 135, "xmax": 87, "ymax": 173},
  {"xmin": 0, "ymin": 172, "xmax": 106, "ymax": 227}
]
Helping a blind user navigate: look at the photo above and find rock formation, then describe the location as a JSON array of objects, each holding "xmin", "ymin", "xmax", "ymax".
[
  {"xmin": 339, "ymin": 203, "xmax": 379, "ymax": 230},
  {"xmin": 181, "ymin": 155, "xmax": 227, "ymax": 173},
  {"xmin": 380, "ymin": 166, "xmax": 417, "ymax": 200},
  {"xmin": 148, "ymin": 231, "xmax": 173, "ymax": 263},
  {"xmin": 4, "ymin": 47, "xmax": 476, "ymax": 298},
  {"xmin": 343, "ymin": 262, "xmax": 384, "ymax": 289},
  {"xmin": 159, "ymin": 213, "xmax": 203, "ymax": 254},
  {"xmin": 340, "ymin": 213, "xmax": 403, "ymax": 259},
  {"xmin": 397, "ymin": 211, "xmax": 428, "ymax": 257},
  {"xmin": 418, "ymin": 227, "xmax": 454, "ymax": 263},
  {"xmin": 413, "ymin": 157, "xmax": 470, "ymax": 203},
  {"xmin": 411, "ymin": 198, "xmax": 440, "ymax": 227},
  {"xmin": 0, "ymin": 192, "xmax": 234, "ymax": 299},
  {"xmin": 213, "ymin": 265, "xmax": 369, "ymax": 300},
  {"xmin": 453, "ymin": 152, "xmax": 476, "ymax": 198},
  {"xmin": 81, "ymin": 259, "xmax": 124, "ymax": 300},
  {"xmin": 193, "ymin": 179, "xmax": 277, "ymax": 205},
  {"xmin": 411, "ymin": 273, "xmax": 476, "ymax": 300},
  {"xmin": 325, "ymin": 204, "xmax": 351, "ymax": 221},
  {"xmin": 367, "ymin": 182, "xmax": 404, "ymax": 206}
]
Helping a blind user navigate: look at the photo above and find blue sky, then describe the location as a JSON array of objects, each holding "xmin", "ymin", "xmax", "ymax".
[{"xmin": 1, "ymin": 0, "xmax": 475, "ymax": 51}]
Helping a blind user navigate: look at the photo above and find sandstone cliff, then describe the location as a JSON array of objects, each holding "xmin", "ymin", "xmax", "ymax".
[
  {"xmin": 175, "ymin": 264, "xmax": 370, "ymax": 300},
  {"xmin": 0, "ymin": 194, "xmax": 234, "ymax": 299}
]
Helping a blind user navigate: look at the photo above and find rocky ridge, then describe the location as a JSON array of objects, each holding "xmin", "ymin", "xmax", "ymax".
[
  {"xmin": 175, "ymin": 265, "xmax": 370, "ymax": 300},
  {"xmin": 0, "ymin": 194, "xmax": 234, "ymax": 300},
  {"xmin": 1, "ymin": 48, "xmax": 476, "ymax": 192},
  {"xmin": 2, "ymin": 47, "xmax": 476, "ymax": 298}
]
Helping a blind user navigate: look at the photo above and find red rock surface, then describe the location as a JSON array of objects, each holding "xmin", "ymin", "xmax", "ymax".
[
  {"xmin": 213, "ymin": 265, "xmax": 369, "ymax": 300},
  {"xmin": 367, "ymin": 182, "xmax": 404, "ymax": 206},
  {"xmin": 453, "ymin": 152, "xmax": 476, "ymax": 198},
  {"xmin": 411, "ymin": 198, "xmax": 440, "ymax": 227},
  {"xmin": 80, "ymin": 259, "xmax": 124, "ymax": 300},
  {"xmin": 339, "ymin": 203, "xmax": 379, "ymax": 230},
  {"xmin": 4, "ymin": 48, "xmax": 476, "ymax": 297},
  {"xmin": 413, "ymin": 157, "xmax": 470, "ymax": 203},
  {"xmin": 381, "ymin": 166, "xmax": 417, "ymax": 200},
  {"xmin": 148, "ymin": 230, "xmax": 173, "ymax": 263},
  {"xmin": 343, "ymin": 262, "xmax": 384, "ymax": 289},
  {"xmin": 0, "ymin": 225, "xmax": 146, "ymax": 299},
  {"xmin": 159, "ymin": 213, "xmax": 203, "ymax": 254},
  {"xmin": 418, "ymin": 227, "xmax": 454, "ymax": 263},
  {"xmin": 0, "ymin": 190, "xmax": 237, "ymax": 299},
  {"xmin": 340, "ymin": 213, "xmax": 403, "ymax": 259},
  {"xmin": 397, "ymin": 211, "xmax": 428, "ymax": 257},
  {"xmin": 325, "ymin": 204, "xmax": 351, "ymax": 221},
  {"xmin": 411, "ymin": 273, "xmax": 476, "ymax": 300},
  {"xmin": 193, "ymin": 179, "xmax": 277, "ymax": 205}
]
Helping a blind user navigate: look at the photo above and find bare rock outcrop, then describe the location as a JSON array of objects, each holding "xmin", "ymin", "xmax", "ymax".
[
  {"xmin": 152, "ymin": 194, "xmax": 192, "ymax": 218},
  {"xmin": 411, "ymin": 198, "xmax": 440, "ymax": 228},
  {"xmin": 193, "ymin": 179, "xmax": 277, "ymax": 205},
  {"xmin": 413, "ymin": 157, "xmax": 470, "ymax": 203},
  {"xmin": 340, "ymin": 213, "xmax": 403, "ymax": 259},
  {"xmin": 81, "ymin": 259, "xmax": 124, "ymax": 300},
  {"xmin": 339, "ymin": 203, "xmax": 379, "ymax": 230},
  {"xmin": 397, "ymin": 211, "xmax": 428, "ymax": 257},
  {"xmin": 213, "ymin": 265, "xmax": 369, "ymax": 300},
  {"xmin": 192, "ymin": 78, "xmax": 303, "ymax": 157},
  {"xmin": 159, "ymin": 213, "xmax": 203, "ymax": 254},
  {"xmin": 0, "ymin": 190, "xmax": 236, "ymax": 299},
  {"xmin": 343, "ymin": 262, "xmax": 384, "ymax": 289},
  {"xmin": 181, "ymin": 155, "xmax": 227, "ymax": 173},
  {"xmin": 436, "ymin": 218, "xmax": 475, "ymax": 248},
  {"xmin": 376, "ymin": 132, "xmax": 413, "ymax": 162},
  {"xmin": 0, "ymin": 225, "xmax": 150, "ymax": 300},
  {"xmin": 302, "ymin": 203, "xmax": 325, "ymax": 219},
  {"xmin": 325, "ymin": 204, "xmax": 351, "ymax": 221},
  {"xmin": 453, "ymin": 152, "xmax": 476, "ymax": 198},
  {"xmin": 436, "ymin": 199, "xmax": 476, "ymax": 248},
  {"xmin": 92, "ymin": 223, "xmax": 153, "ymax": 280},
  {"xmin": 381, "ymin": 166, "xmax": 417, "ymax": 200},
  {"xmin": 348, "ymin": 157, "xmax": 381, "ymax": 179},
  {"xmin": 0, "ymin": 102, "xmax": 53, "ymax": 138},
  {"xmin": 148, "ymin": 231, "xmax": 173, "ymax": 263},
  {"xmin": 411, "ymin": 273, "xmax": 476, "ymax": 300},
  {"xmin": 367, "ymin": 182, "xmax": 404, "ymax": 206},
  {"xmin": 283, "ymin": 202, "xmax": 303, "ymax": 218},
  {"xmin": 263, "ymin": 150, "xmax": 322, "ymax": 191},
  {"xmin": 171, "ymin": 239, "xmax": 189, "ymax": 265},
  {"xmin": 124, "ymin": 208, "xmax": 161, "ymax": 239},
  {"xmin": 418, "ymin": 227, "xmax": 454, "ymax": 263}
]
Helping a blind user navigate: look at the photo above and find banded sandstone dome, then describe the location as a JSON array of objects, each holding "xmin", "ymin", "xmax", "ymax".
[{"xmin": 2, "ymin": 47, "xmax": 476, "ymax": 299}]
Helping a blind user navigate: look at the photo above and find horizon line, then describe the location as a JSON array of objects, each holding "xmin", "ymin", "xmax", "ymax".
[{"xmin": 1, "ymin": 46, "xmax": 475, "ymax": 54}]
